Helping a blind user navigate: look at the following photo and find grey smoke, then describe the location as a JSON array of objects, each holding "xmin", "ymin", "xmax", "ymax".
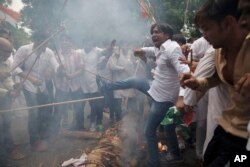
[{"xmin": 61, "ymin": 0, "xmax": 149, "ymax": 47}]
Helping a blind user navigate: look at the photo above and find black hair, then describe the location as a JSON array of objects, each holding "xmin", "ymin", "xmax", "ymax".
[
  {"xmin": 150, "ymin": 23, "xmax": 174, "ymax": 39},
  {"xmin": 195, "ymin": 0, "xmax": 240, "ymax": 27},
  {"xmin": 172, "ymin": 34, "xmax": 186, "ymax": 45}
]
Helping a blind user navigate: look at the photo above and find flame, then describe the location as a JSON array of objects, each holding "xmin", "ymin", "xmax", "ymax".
[
  {"xmin": 158, "ymin": 142, "xmax": 163, "ymax": 152},
  {"xmin": 158, "ymin": 142, "xmax": 168, "ymax": 152}
]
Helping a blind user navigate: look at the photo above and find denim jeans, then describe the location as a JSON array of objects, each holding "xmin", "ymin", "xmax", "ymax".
[
  {"xmin": 70, "ymin": 89, "xmax": 84, "ymax": 130},
  {"xmin": 106, "ymin": 77, "xmax": 178, "ymax": 166},
  {"xmin": 84, "ymin": 92, "xmax": 104, "ymax": 125},
  {"xmin": 51, "ymin": 89, "xmax": 70, "ymax": 135},
  {"xmin": 23, "ymin": 89, "xmax": 52, "ymax": 144},
  {"xmin": 106, "ymin": 77, "xmax": 150, "ymax": 95},
  {"xmin": 145, "ymin": 101, "xmax": 174, "ymax": 166}
]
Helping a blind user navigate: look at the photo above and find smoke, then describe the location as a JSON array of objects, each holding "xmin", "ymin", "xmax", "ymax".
[{"xmin": 61, "ymin": 0, "xmax": 149, "ymax": 47}]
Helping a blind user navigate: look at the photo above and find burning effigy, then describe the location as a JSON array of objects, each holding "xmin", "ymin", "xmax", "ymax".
[{"xmin": 62, "ymin": 112, "xmax": 147, "ymax": 167}]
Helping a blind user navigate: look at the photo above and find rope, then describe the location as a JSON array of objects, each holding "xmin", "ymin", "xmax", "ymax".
[{"xmin": 0, "ymin": 96, "xmax": 104, "ymax": 113}]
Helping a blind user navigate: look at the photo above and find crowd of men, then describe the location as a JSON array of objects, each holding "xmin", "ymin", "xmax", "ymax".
[{"xmin": 0, "ymin": 0, "xmax": 250, "ymax": 167}]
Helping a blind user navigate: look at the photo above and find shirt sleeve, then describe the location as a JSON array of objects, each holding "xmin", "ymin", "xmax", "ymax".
[
  {"xmin": 179, "ymin": 87, "xmax": 185, "ymax": 96},
  {"xmin": 169, "ymin": 47, "xmax": 190, "ymax": 75},
  {"xmin": 107, "ymin": 55, "xmax": 124, "ymax": 71},
  {"xmin": 0, "ymin": 77, "xmax": 14, "ymax": 99},
  {"xmin": 49, "ymin": 51, "xmax": 59, "ymax": 72},
  {"xmin": 142, "ymin": 47, "xmax": 155, "ymax": 58},
  {"xmin": 12, "ymin": 46, "xmax": 27, "ymax": 75}
]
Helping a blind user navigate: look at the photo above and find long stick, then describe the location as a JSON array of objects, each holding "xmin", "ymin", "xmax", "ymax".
[
  {"xmin": 10, "ymin": 27, "xmax": 65, "ymax": 73},
  {"xmin": 0, "ymin": 96, "xmax": 104, "ymax": 113},
  {"xmin": 190, "ymin": 49, "xmax": 193, "ymax": 72}
]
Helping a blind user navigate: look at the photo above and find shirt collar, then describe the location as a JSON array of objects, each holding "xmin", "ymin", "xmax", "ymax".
[{"xmin": 159, "ymin": 39, "xmax": 171, "ymax": 51}]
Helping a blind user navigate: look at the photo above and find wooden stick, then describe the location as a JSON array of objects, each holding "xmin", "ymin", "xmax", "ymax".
[
  {"xmin": 190, "ymin": 49, "xmax": 193, "ymax": 72},
  {"xmin": 0, "ymin": 96, "xmax": 104, "ymax": 113},
  {"xmin": 61, "ymin": 130, "xmax": 102, "ymax": 139},
  {"xmin": 10, "ymin": 27, "xmax": 65, "ymax": 73}
]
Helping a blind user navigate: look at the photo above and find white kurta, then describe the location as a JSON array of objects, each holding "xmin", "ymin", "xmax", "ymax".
[
  {"xmin": 107, "ymin": 50, "xmax": 135, "ymax": 99},
  {"xmin": 81, "ymin": 47, "xmax": 102, "ymax": 93}
]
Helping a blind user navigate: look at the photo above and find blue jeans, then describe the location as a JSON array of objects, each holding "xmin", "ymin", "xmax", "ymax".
[
  {"xmin": 106, "ymin": 77, "xmax": 150, "ymax": 95},
  {"xmin": 106, "ymin": 77, "xmax": 178, "ymax": 166},
  {"xmin": 23, "ymin": 89, "xmax": 52, "ymax": 144},
  {"xmin": 145, "ymin": 101, "xmax": 174, "ymax": 166}
]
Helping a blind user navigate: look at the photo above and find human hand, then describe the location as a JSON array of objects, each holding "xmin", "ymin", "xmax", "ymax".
[
  {"xmin": 175, "ymin": 96, "xmax": 184, "ymax": 111},
  {"xmin": 179, "ymin": 57, "xmax": 198, "ymax": 72},
  {"xmin": 181, "ymin": 44, "xmax": 191, "ymax": 58},
  {"xmin": 180, "ymin": 73, "xmax": 199, "ymax": 90},
  {"xmin": 235, "ymin": 73, "xmax": 250, "ymax": 98},
  {"xmin": 133, "ymin": 48, "xmax": 144, "ymax": 57},
  {"xmin": 30, "ymin": 76, "xmax": 43, "ymax": 86}
]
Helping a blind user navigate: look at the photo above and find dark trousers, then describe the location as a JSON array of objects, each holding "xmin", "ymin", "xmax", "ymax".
[
  {"xmin": 106, "ymin": 77, "xmax": 179, "ymax": 166},
  {"xmin": 204, "ymin": 126, "xmax": 250, "ymax": 167},
  {"xmin": 84, "ymin": 92, "xmax": 104, "ymax": 125},
  {"xmin": 0, "ymin": 96, "xmax": 13, "ymax": 165},
  {"xmin": 23, "ymin": 89, "xmax": 52, "ymax": 144},
  {"xmin": 70, "ymin": 89, "xmax": 84, "ymax": 130},
  {"xmin": 111, "ymin": 98, "xmax": 122, "ymax": 122}
]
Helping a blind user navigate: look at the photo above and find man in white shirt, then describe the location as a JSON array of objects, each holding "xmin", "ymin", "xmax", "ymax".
[
  {"xmin": 53, "ymin": 34, "xmax": 85, "ymax": 132},
  {"xmin": 12, "ymin": 31, "xmax": 58, "ymax": 152},
  {"xmin": 97, "ymin": 23, "xmax": 189, "ymax": 167},
  {"xmin": 81, "ymin": 42, "xmax": 104, "ymax": 132}
]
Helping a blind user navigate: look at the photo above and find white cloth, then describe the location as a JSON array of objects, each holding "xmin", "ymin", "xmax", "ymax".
[
  {"xmin": 54, "ymin": 49, "xmax": 85, "ymax": 92},
  {"xmin": 62, "ymin": 153, "xmax": 87, "ymax": 167},
  {"xmin": 179, "ymin": 87, "xmax": 185, "ymax": 97},
  {"xmin": 107, "ymin": 49, "xmax": 135, "ymax": 98},
  {"xmin": 13, "ymin": 43, "xmax": 58, "ymax": 93},
  {"xmin": 97, "ymin": 55, "xmax": 112, "ymax": 82},
  {"xmin": 142, "ymin": 39, "xmax": 190, "ymax": 103},
  {"xmin": 81, "ymin": 47, "xmax": 101, "ymax": 93},
  {"xmin": 188, "ymin": 37, "xmax": 211, "ymax": 61},
  {"xmin": 184, "ymin": 47, "xmax": 215, "ymax": 106}
]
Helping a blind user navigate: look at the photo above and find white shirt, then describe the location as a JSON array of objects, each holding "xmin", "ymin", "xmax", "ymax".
[
  {"xmin": 54, "ymin": 49, "xmax": 84, "ymax": 92},
  {"xmin": 97, "ymin": 55, "xmax": 112, "ymax": 82},
  {"xmin": 13, "ymin": 44, "xmax": 58, "ymax": 93},
  {"xmin": 143, "ymin": 39, "xmax": 190, "ymax": 102},
  {"xmin": 188, "ymin": 37, "xmax": 211, "ymax": 61},
  {"xmin": 81, "ymin": 47, "xmax": 101, "ymax": 93},
  {"xmin": 107, "ymin": 49, "xmax": 135, "ymax": 98},
  {"xmin": 184, "ymin": 47, "xmax": 215, "ymax": 106}
]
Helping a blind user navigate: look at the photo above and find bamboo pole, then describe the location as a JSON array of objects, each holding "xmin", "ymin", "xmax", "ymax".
[
  {"xmin": 10, "ymin": 26, "xmax": 65, "ymax": 73},
  {"xmin": 0, "ymin": 96, "xmax": 104, "ymax": 113}
]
